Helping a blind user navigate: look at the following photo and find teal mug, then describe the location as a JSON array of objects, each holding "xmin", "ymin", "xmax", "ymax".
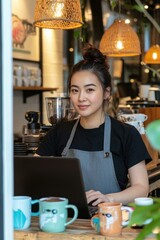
[
  {"xmin": 39, "ymin": 197, "xmax": 78, "ymax": 233},
  {"xmin": 13, "ymin": 196, "xmax": 39, "ymax": 230}
]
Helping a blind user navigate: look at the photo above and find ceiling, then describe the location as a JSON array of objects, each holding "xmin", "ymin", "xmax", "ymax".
[
  {"xmin": 82, "ymin": 0, "xmax": 160, "ymax": 48},
  {"xmin": 109, "ymin": 0, "xmax": 160, "ymax": 19}
]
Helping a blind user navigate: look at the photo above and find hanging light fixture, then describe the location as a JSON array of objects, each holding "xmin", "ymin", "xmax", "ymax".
[
  {"xmin": 99, "ymin": 0, "xmax": 141, "ymax": 57},
  {"xmin": 99, "ymin": 19, "xmax": 141, "ymax": 57},
  {"xmin": 144, "ymin": 44, "xmax": 160, "ymax": 64},
  {"xmin": 33, "ymin": 0, "xmax": 83, "ymax": 29}
]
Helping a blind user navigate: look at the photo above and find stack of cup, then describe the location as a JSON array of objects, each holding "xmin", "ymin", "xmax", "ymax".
[{"xmin": 117, "ymin": 113, "xmax": 148, "ymax": 134}]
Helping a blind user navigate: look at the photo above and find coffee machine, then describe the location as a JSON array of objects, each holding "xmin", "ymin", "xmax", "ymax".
[{"xmin": 23, "ymin": 111, "xmax": 43, "ymax": 154}]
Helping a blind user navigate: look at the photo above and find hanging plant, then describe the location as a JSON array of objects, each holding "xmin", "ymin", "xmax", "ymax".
[
  {"xmin": 108, "ymin": 0, "xmax": 118, "ymax": 10},
  {"xmin": 74, "ymin": 0, "xmax": 89, "ymax": 44}
]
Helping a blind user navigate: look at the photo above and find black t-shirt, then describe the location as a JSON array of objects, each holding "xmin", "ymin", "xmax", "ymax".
[{"xmin": 36, "ymin": 116, "xmax": 151, "ymax": 190}]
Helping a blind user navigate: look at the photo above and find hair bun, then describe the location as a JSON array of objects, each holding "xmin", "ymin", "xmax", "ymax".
[{"xmin": 83, "ymin": 45, "xmax": 106, "ymax": 64}]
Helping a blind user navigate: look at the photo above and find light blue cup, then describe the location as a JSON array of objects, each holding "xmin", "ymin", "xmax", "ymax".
[
  {"xmin": 13, "ymin": 196, "xmax": 39, "ymax": 230},
  {"xmin": 39, "ymin": 197, "xmax": 78, "ymax": 233}
]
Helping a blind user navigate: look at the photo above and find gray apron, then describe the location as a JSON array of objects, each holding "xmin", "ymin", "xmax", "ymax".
[{"xmin": 61, "ymin": 115, "xmax": 121, "ymax": 194}]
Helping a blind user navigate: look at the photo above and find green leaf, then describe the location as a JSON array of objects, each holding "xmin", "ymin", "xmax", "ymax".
[
  {"xmin": 146, "ymin": 120, "xmax": 160, "ymax": 151},
  {"xmin": 128, "ymin": 198, "xmax": 160, "ymax": 240},
  {"xmin": 157, "ymin": 233, "xmax": 160, "ymax": 240},
  {"xmin": 109, "ymin": 0, "xmax": 118, "ymax": 10},
  {"xmin": 134, "ymin": 219, "xmax": 160, "ymax": 240},
  {"xmin": 74, "ymin": 29, "xmax": 81, "ymax": 38},
  {"xmin": 129, "ymin": 205, "xmax": 158, "ymax": 225},
  {"xmin": 132, "ymin": 4, "xmax": 144, "ymax": 12}
]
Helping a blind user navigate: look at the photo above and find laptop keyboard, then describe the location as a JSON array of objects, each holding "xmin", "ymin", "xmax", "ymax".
[{"xmin": 88, "ymin": 205, "xmax": 98, "ymax": 217}]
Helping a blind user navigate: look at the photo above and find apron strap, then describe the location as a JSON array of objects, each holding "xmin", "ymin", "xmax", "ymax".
[
  {"xmin": 62, "ymin": 115, "xmax": 111, "ymax": 157},
  {"xmin": 61, "ymin": 118, "xmax": 80, "ymax": 156},
  {"xmin": 103, "ymin": 115, "xmax": 111, "ymax": 157}
]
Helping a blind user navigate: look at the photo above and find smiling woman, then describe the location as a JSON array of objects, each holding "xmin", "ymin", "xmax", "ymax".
[
  {"xmin": 69, "ymin": 70, "xmax": 110, "ymax": 126},
  {"xmin": 36, "ymin": 45, "xmax": 151, "ymax": 213}
]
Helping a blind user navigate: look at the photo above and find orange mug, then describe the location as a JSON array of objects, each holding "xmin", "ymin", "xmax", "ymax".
[{"xmin": 91, "ymin": 202, "xmax": 133, "ymax": 237}]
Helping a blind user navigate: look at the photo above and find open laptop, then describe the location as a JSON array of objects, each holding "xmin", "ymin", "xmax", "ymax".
[{"xmin": 14, "ymin": 156, "xmax": 97, "ymax": 219}]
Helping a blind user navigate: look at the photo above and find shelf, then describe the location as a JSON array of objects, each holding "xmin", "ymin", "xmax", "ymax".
[
  {"xmin": 14, "ymin": 86, "xmax": 58, "ymax": 91},
  {"xmin": 14, "ymin": 86, "xmax": 58, "ymax": 103}
]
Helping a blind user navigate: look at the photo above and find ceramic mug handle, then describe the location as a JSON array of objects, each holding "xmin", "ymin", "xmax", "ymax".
[
  {"xmin": 31, "ymin": 199, "xmax": 39, "ymax": 217},
  {"xmin": 64, "ymin": 204, "xmax": 78, "ymax": 226},
  {"xmin": 121, "ymin": 206, "xmax": 133, "ymax": 226},
  {"xmin": 144, "ymin": 115, "xmax": 148, "ymax": 120}
]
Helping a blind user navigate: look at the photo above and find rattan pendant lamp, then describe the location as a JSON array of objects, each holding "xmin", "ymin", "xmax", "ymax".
[
  {"xmin": 99, "ymin": 0, "xmax": 141, "ymax": 57},
  {"xmin": 99, "ymin": 19, "xmax": 141, "ymax": 57},
  {"xmin": 100, "ymin": 19, "xmax": 141, "ymax": 57},
  {"xmin": 144, "ymin": 44, "xmax": 160, "ymax": 64},
  {"xmin": 33, "ymin": 0, "xmax": 83, "ymax": 29}
]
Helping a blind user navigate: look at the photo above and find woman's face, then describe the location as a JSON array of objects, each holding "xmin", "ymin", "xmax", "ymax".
[{"xmin": 70, "ymin": 70, "xmax": 110, "ymax": 119}]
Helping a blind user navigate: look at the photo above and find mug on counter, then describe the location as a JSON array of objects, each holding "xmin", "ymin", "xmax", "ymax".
[
  {"xmin": 118, "ymin": 113, "xmax": 148, "ymax": 123},
  {"xmin": 13, "ymin": 196, "xmax": 39, "ymax": 230},
  {"xmin": 134, "ymin": 197, "xmax": 153, "ymax": 206},
  {"xmin": 91, "ymin": 202, "xmax": 133, "ymax": 237},
  {"xmin": 39, "ymin": 197, "xmax": 78, "ymax": 233},
  {"xmin": 139, "ymin": 84, "xmax": 150, "ymax": 99},
  {"xmin": 133, "ymin": 113, "xmax": 148, "ymax": 122},
  {"xmin": 134, "ymin": 197, "xmax": 153, "ymax": 225},
  {"xmin": 148, "ymin": 87, "xmax": 160, "ymax": 101}
]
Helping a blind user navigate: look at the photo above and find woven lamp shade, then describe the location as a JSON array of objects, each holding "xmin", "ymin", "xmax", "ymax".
[
  {"xmin": 144, "ymin": 45, "xmax": 160, "ymax": 64},
  {"xmin": 34, "ymin": 0, "xmax": 83, "ymax": 29},
  {"xmin": 99, "ymin": 19, "xmax": 141, "ymax": 57}
]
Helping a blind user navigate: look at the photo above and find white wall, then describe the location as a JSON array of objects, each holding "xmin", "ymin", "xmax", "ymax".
[
  {"xmin": 13, "ymin": 1, "xmax": 64, "ymax": 134},
  {"xmin": 42, "ymin": 29, "xmax": 63, "ymax": 125},
  {"xmin": 14, "ymin": 92, "xmax": 40, "ymax": 135}
]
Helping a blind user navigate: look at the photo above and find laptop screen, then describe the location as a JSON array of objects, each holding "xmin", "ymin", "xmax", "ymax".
[{"xmin": 14, "ymin": 156, "xmax": 91, "ymax": 219}]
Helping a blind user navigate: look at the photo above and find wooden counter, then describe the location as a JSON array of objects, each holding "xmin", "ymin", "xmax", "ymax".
[{"xmin": 14, "ymin": 217, "xmax": 156, "ymax": 240}]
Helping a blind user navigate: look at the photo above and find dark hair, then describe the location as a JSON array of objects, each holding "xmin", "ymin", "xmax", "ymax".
[{"xmin": 68, "ymin": 44, "xmax": 112, "ymax": 92}]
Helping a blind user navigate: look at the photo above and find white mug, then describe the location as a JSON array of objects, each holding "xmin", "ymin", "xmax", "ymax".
[
  {"xmin": 16, "ymin": 77, "xmax": 22, "ymax": 87},
  {"xmin": 118, "ymin": 114, "xmax": 148, "ymax": 123},
  {"xmin": 134, "ymin": 197, "xmax": 153, "ymax": 225},
  {"xmin": 118, "ymin": 114, "xmax": 136, "ymax": 122},
  {"xmin": 13, "ymin": 196, "xmax": 39, "ymax": 230},
  {"xmin": 148, "ymin": 89, "xmax": 156, "ymax": 101},
  {"xmin": 134, "ymin": 197, "xmax": 153, "ymax": 206},
  {"xmin": 132, "ymin": 114, "xmax": 148, "ymax": 122},
  {"xmin": 139, "ymin": 84, "xmax": 150, "ymax": 99}
]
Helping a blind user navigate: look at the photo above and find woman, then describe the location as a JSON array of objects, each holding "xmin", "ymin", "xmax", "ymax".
[{"xmin": 36, "ymin": 45, "xmax": 151, "ymax": 207}]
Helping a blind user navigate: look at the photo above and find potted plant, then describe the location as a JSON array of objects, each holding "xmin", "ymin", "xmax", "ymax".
[
  {"xmin": 129, "ymin": 198, "xmax": 160, "ymax": 239},
  {"xmin": 129, "ymin": 119, "xmax": 160, "ymax": 239}
]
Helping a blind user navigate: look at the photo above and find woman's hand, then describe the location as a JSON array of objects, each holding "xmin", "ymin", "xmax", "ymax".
[
  {"xmin": 86, "ymin": 161, "xmax": 149, "ymax": 206},
  {"xmin": 86, "ymin": 190, "xmax": 111, "ymax": 206}
]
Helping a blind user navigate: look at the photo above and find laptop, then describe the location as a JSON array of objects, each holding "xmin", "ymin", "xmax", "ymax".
[{"xmin": 14, "ymin": 156, "xmax": 97, "ymax": 219}]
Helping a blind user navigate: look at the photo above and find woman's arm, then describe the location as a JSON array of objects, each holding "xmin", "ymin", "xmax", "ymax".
[{"xmin": 86, "ymin": 160, "xmax": 149, "ymax": 206}]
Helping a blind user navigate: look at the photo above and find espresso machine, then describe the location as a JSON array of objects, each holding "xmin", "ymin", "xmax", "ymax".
[{"xmin": 22, "ymin": 99, "xmax": 78, "ymax": 154}]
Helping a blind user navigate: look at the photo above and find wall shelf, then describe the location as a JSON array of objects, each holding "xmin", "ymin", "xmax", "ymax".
[{"xmin": 14, "ymin": 86, "xmax": 58, "ymax": 103}]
